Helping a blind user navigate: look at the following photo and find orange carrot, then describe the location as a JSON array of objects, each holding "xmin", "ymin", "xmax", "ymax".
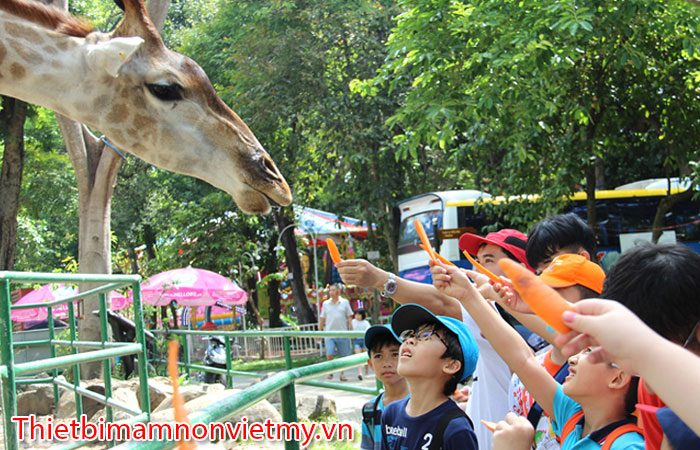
[
  {"xmin": 462, "ymin": 251, "xmax": 503, "ymax": 284},
  {"xmin": 498, "ymin": 258, "xmax": 574, "ymax": 334},
  {"xmin": 326, "ymin": 239, "xmax": 342, "ymax": 264},
  {"xmin": 480, "ymin": 419, "xmax": 497, "ymax": 432},
  {"xmin": 414, "ymin": 219, "xmax": 436, "ymax": 262},
  {"xmin": 419, "ymin": 244, "xmax": 455, "ymax": 266},
  {"xmin": 168, "ymin": 340, "xmax": 196, "ymax": 450}
]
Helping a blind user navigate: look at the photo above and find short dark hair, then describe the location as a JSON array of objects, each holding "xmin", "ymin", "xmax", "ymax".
[
  {"xmin": 355, "ymin": 308, "xmax": 367, "ymax": 320},
  {"xmin": 432, "ymin": 323, "xmax": 468, "ymax": 396},
  {"xmin": 368, "ymin": 333, "xmax": 400, "ymax": 357},
  {"xmin": 624, "ymin": 376, "xmax": 640, "ymax": 415},
  {"xmin": 603, "ymin": 243, "xmax": 700, "ymax": 344},
  {"xmin": 576, "ymin": 284, "xmax": 601, "ymax": 300},
  {"xmin": 526, "ymin": 213, "xmax": 596, "ymax": 269}
]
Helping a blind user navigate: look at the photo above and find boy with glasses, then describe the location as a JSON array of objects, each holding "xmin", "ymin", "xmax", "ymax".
[{"xmin": 381, "ymin": 304, "xmax": 479, "ymax": 450}]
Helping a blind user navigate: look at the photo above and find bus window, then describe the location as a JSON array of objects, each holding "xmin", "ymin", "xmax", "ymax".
[{"xmin": 397, "ymin": 210, "xmax": 442, "ymax": 255}]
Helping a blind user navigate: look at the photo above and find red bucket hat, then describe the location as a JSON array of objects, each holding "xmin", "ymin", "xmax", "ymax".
[{"xmin": 459, "ymin": 229, "xmax": 532, "ymax": 271}]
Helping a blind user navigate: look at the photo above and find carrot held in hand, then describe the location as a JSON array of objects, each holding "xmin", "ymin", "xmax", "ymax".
[
  {"xmin": 480, "ymin": 419, "xmax": 497, "ymax": 432},
  {"xmin": 414, "ymin": 219, "xmax": 437, "ymax": 262},
  {"xmin": 498, "ymin": 258, "xmax": 574, "ymax": 334},
  {"xmin": 463, "ymin": 250, "xmax": 502, "ymax": 284},
  {"xmin": 419, "ymin": 244, "xmax": 455, "ymax": 266},
  {"xmin": 326, "ymin": 239, "xmax": 342, "ymax": 264}
]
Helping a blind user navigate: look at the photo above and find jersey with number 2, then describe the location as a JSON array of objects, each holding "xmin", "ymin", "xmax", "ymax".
[{"xmin": 380, "ymin": 398, "xmax": 478, "ymax": 450}]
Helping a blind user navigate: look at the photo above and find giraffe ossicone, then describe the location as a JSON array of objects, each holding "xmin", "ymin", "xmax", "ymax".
[{"xmin": 0, "ymin": 0, "xmax": 292, "ymax": 213}]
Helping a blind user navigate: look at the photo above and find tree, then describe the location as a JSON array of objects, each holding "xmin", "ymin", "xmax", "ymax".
[
  {"xmin": 0, "ymin": 97, "xmax": 28, "ymax": 270},
  {"xmin": 368, "ymin": 0, "xmax": 700, "ymax": 232}
]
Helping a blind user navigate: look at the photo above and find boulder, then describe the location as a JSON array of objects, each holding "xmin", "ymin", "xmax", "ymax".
[
  {"xmin": 90, "ymin": 387, "xmax": 141, "ymax": 423},
  {"xmin": 152, "ymin": 384, "xmax": 223, "ymax": 413},
  {"xmin": 55, "ymin": 382, "xmax": 104, "ymax": 420},
  {"xmin": 17, "ymin": 385, "xmax": 54, "ymax": 416},
  {"xmin": 295, "ymin": 394, "xmax": 336, "ymax": 421}
]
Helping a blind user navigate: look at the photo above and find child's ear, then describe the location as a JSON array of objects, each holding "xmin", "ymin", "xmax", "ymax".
[
  {"xmin": 608, "ymin": 369, "xmax": 631, "ymax": 391},
  {"xmin": 442, "ymin": 358, "xmax": 462, "ymax": 378},
  {"xmin": 366, "ymin": 356, "xmax": 375, "ymax": 372}
]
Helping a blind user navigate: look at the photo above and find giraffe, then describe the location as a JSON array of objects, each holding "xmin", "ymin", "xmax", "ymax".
[{"xmin": 0, "ymin": 0, "xmax": 292, "ymax": 214}]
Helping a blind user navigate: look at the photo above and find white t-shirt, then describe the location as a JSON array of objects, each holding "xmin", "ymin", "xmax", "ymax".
[
  {"xmin": 352, "ymin": 318, "xmax": 371, "ymax": 333},
  {"xmin": 509, "ymin": 346, "xmax": 562, "ymax": 450},
  {"xmin": 460, "ymin": 304, "xmax": 511, "ymax": 450},
  {"xmin": 320, "ymin": 297, "xmax": 353, "ymax": 331}
]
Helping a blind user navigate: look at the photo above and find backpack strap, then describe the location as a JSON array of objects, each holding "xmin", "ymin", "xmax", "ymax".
[
  {"xmin": 560, "ymin": 410, "xmax": 585, "ymax": 443},
  {"xmin": 599, "ymin": 423, "xmax": 643, "ymax": 450},
  {"xmin": 429, "ymin": 407, "xmax": 474, "ymax": 450},
  {"xmin": 361, "ymin": 393, "xmax": 383, "ymax": 442}
]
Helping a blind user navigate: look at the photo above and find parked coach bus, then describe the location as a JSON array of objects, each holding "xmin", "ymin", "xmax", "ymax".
[{"xmin": 397, "ymin": 179, "xmax": 700, "ymax": 283}]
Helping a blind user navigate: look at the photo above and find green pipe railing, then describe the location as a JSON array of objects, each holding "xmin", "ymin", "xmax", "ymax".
[
  {"xmin": 151, "ymin": 329, "xmax": 379, "ymax": 394},
  {"xmin": 115, "ymin": 352, "xmax": 372, "ymax": 450},
  {"xmin": 0, "ymin": 271, "xmax": 152, "ymax": 450}
]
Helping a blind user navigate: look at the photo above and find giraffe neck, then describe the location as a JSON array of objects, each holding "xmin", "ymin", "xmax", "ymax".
[{"xmin": 0, "ymin": 10, "xmax": 115, "ymax": 129}]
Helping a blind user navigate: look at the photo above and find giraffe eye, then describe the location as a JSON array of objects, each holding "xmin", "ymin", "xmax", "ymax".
[{"xmin": 146, "ymin": 83, "xmax": 183, "ymax": 101}]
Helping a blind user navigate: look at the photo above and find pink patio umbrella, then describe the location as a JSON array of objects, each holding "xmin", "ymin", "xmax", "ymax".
[
  {"xmin": 11, "ymin": 284, "xmax": 130, "ymax": 323},
  {"xmin": 139, "ymin": 267, "xmax": 248, "ymax": 307}
]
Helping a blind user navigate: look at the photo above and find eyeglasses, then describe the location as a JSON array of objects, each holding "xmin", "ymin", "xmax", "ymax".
[
  {"xmin": 398, "ymin": 327, "xmax": 449, "ymax": 348},
  {"xmin": 683, "ymin": 318, "xmax": 700, "ymax": 349}
]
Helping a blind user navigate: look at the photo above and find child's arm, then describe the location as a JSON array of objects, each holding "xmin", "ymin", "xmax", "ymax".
[
  {"xmin": 336, "ymin": 258, "xmax": 463, "ymax": 319},
  {"xmin": 432, "ymin": 261, "xmax": 560, "ymax": 418},
  {"xmin": 556, "ymin": 299, "xmax": 700, "ymax": 436},
  {"xmin": 467, "ymin": 270, "xmax": 557, "ymax": 346}
]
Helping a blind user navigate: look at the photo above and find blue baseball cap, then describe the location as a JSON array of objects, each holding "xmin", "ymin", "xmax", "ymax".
[
  {"xmin": 364, "ymin": 324, "xmax": 400, "ymax": 357},
  {"xmin": 390, "ymin": 304, "xmax": 479, "ymax": 382}
]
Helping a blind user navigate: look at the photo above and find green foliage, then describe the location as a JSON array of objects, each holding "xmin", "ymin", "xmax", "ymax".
[
  {"xmin": 14, "ymin": 107, "xmax": 79, "ymax": 272},
  {"xmin": 369, "ymin": 0, "xmax": 700, "ymax": 227}
]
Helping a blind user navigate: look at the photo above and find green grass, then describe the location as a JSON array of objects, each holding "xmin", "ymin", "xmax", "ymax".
[{"xmin": 232, "ymin": 356, "xmax": 324, "ymax": 372}]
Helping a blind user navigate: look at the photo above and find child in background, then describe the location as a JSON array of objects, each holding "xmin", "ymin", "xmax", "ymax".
[
  {"xmin": 598, "ymin": 244, "xmax": 700, "ymax": 450},
  {"xmin": 431, "ymin": 262, "xmax": 644, "ymax": 450},
  {"xmin": 381, "ymin": 304, "xmax": 479, "ymax": 450},
  {"xmin": 360, "ymin": 325, "xmax": 409, "ymax": 450},
  {"xmin": 353, "ymin": 309, "xmax": 371, "ymax": 379}
]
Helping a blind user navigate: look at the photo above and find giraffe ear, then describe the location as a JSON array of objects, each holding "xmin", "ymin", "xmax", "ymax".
[{"xmin": 86, "ymin": 37, "xmax": 145, "ymax": 78}]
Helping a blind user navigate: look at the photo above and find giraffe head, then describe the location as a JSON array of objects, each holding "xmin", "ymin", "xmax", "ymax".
[{"xmin": 91, "ymin": 0, "xmax": 292, "ymax": 213}]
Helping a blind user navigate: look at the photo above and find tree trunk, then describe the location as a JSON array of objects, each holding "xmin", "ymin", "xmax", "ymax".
[
  {"xmin": 57, "ymin": 116, "xmax": 122, "ymax": 379},
  {"xmin": 267, "ymin": 278, "xmax": 283, "ymax": 328},
  {"xmin": 275, "ymin": 209, "xmax": 316, "ymax": 324},
  {"xmin": 49, "ymin": 0, "xmax": 170, "ymax": 379},
  {"xmin": 651, "ymin": 188, "xmax": 694, "ymax": 243},
  {"xmin": 127, "ymin": 247, "xmax": 139, "ymax": 274},
  {"xmin": 0, "ymin": 97, "xmax": 27, "ymax": 270}
]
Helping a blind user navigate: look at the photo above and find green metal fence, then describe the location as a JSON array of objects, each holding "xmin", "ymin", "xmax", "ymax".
[
  {"xmin": 151, "ymin": 329, "xmax": 379, "ymax": 395},
  {"xmin": 116, "ymin": 348, "xmax": 373, "ymax": 450},
  {"xmin": 0, "ymin": 271, "xmax": 152, "ymax": 450}
]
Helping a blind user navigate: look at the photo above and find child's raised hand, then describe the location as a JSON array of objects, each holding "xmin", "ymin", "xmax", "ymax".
[
  {"xmin": 493, "ymin": 277, "xmax": 534, "ymax": 314},
  {"xmin": 555, "ymin": 299, "xmax": 656, "ymax": 372},
  {"xmin": 492, "ymin": 412, "xmax": 535, "ymax": 450},
  {"xmin": 430, "ymin": 261, "xmax": 477, "ymax": 302}
]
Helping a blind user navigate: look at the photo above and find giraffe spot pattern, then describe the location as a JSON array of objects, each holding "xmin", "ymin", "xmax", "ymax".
[
  {"xmin": 5, "ymin": 23, "xmax": 45, "ymax": 45},
  {"xmin": 107, "ymin": 103, "xmax": 129, "ymax": 124},
  {"xmin": 10, "ymin": 63, "xmax": 26, "ymax": 79},
  {"xmin": 7, "ymin": 37, "xmax": 43, "ymax": 65}
]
